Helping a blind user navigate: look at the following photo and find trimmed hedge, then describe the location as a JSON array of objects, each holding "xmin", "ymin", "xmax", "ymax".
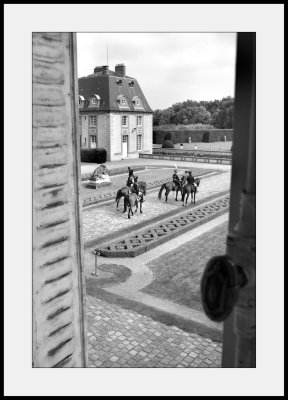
[
  {"xmin": 202, "ymin": 131, "xmax": 211, "ymax": 143},
  {"xmin": 81, "ymin": 148, "xmax": 107, "ymax": 163},
  {"xmin": 162, "ymin": 140, "xmax": 175, "ymax": 148},
  {"xmin": 164, "ymin": 131, "xmax": 177, "ymax": 143},
  {"xmin": 154, "ymin": 129, "xmax": 233, "ymax": 144},
  {"xmin": 164, "ymin": 132, "xmax": 172, "ymax": 141}
]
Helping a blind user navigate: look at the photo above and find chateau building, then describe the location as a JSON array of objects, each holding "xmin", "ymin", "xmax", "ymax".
[{"xmin": 78, "ymin": 64, "xmax": 153, "ymax": 161}]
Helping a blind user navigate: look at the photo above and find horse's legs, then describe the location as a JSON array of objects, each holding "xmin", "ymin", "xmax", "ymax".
[
  {"xmin": 165, "ymin": 189, "xmax": 168, "ymax": 202},
  {"xmin": 140, "ymin": 201, "xmax": 142, "ymax": 213},
  {"xmin": 128, "ymin": 204, "xmax": 133, "ymax": 219}
]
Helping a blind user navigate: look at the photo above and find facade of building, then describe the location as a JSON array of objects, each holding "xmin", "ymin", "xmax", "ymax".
[{"xmin": 78, "ymin": 64, "xmax": 153, "ymax": 161}]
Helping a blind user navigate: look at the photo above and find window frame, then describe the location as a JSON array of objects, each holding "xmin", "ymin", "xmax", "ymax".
[
  {"xmin": 122, "ymin": 115, "xmax": 128, "ymax": 127},
  {"xmin": 136, "ymin": 134, "xmax": 142, "ymax": 151},
  {"xmin": 89, "ymin": 116, "xmax": 97, "ymax": 126}
]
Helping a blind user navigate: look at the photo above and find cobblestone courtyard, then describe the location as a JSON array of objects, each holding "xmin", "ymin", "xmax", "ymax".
[
  {"xmin": 81, "ymin": 161, "xmax": 230, "ymax": 368},
  {"xmin": 87, "ymin": 296, "xmax": 222, "ymax": 368},
  {"xmin": 82, "ymin": 169, "xmax": 231, "ymax": 243}
]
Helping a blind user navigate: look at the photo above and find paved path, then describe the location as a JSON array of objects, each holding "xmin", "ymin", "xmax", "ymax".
[
  {"xmin": 86, "ymin": 296, "xmax": 222, "ymax": 368},
  {"xmin": 81, "ymin": 166, "xmax": 214, "ymax": 205},
  {"xmin": 85, "ymin": 214, "xmax": 227, "ymax": 367},
  {"xmin": 82, "ymin": 159, "xmax": 230, "ymax": 368},
  {"xmin": 81, "ymin": 158, "xmax": 231, "ymax": 175},
  {"xmin": 82, "ymin": 171, "xmax": 231, "ymax": 243}
]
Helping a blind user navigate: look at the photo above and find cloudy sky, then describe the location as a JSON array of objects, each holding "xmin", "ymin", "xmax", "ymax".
[{"xmin": 77, "ymin": 32, "xmax": 236, "ymax": 110}]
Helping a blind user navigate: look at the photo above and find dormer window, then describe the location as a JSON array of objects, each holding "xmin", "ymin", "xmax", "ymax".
[
  {"xmin": 117, "ymin": 95, "xmax": 129, "ymax": 108},
  {"xmin": 133, "ymin": 96, "xmax": 142, "ymax": 108},
  {"xmin": 129, "ymin": 81, "xmax": 135, "ymax": 87},
  {"xmin": 78, "ymin": 95, "xmax": 85, "ymax": 106},
  {"xmin": 89, "ymin": 94, "xmax": 100, "ymax": 106},
  {"xmin": 116, "ymin": 79, "xmax": 123, "ymax": 86}
]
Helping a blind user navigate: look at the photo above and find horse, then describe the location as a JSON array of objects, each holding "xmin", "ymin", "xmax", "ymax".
[
  {"xmin": 137, "ymin": 181, "xmax": 147, "ymax": 196},
  {"xmin": 115, "ymin": 186, "xmax": 130, "ymax": 210},
  {"xmin": 158, "ymin": 176, "xmax": 185, "ymax": 202},
  {"xmin": 124, "ymin": 190, "xmax": 144, "ymax": 219},
  {"xmin": 115, "ymin": 181, "xmax": 145, "ymax": 211},
  {"xmin": 181, "ymin": 178, "xmax": 201, "ymax": 206}
]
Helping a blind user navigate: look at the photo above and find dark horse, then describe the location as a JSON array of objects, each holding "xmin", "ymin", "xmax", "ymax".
[
  {"xmin": 181, "ymin": 178, "xmax": 201, "ymax": 206},
  {"xmin": 116, "ymin": 181, "xmax": 147, "ymax": 210},
  {"xmin": 116, "ymin": 186, "xmax": 130, "ymax": 210},
  {"xmin": 124, "ymin": 191, "xmax": 144, "ymax": 219},
  {"xmin": 158, "ymin": 176, "xmax": 185, "ymax": 202},
  {"xmin": 137, "ymin": 181, "xmax": 147, "ymax": 196}
]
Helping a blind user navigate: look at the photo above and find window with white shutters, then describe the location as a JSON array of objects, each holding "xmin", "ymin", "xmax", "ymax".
[{"xmin": 32, "ymin": 32, "xmax": 87, "ymax": 368}]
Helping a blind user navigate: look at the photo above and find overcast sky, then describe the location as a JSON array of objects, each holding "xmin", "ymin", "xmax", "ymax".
[{"xmin": 77, "ymin": 32, "xmax": 237, "ymax": 110}]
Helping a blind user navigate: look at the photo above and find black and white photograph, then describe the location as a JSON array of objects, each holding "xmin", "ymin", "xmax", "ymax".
[{"xmin": 4, "ymin": 3, "xmax": 284, "ymax": 397}]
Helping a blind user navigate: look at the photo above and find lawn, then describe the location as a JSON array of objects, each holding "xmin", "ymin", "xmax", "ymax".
[{"xmin": 142, "ymin": 222, "xmax": 228, "ymax": 311}]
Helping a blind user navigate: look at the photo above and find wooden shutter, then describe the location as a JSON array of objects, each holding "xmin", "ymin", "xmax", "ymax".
[{"xmin": 32, "ymin": 33, "xmax": 87, "ymax": 367}]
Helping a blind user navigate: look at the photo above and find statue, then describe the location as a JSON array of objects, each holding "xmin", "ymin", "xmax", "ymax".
[{"xmin": 85, "ymin": 164, "xmax": 112, "ymax": 189}]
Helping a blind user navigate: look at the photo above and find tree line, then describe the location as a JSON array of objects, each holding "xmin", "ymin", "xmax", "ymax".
[{"xmin": 153, "ymin": 96, "xmax": 234, "ymax": 129}]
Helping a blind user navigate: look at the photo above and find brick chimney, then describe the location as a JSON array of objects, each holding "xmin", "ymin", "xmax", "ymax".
[
  {"xmin": 94, "ymin": 66, "xmax": 109, "ymax": 75},
  {"xmin": 115, "ymin": 64, "xmax": 126, "ymax": 77}
]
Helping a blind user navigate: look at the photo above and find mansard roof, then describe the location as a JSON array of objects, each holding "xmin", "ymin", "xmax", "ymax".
[{"xmin": 78, "ymin": 66, "xmax": 153, "ymax": 113}]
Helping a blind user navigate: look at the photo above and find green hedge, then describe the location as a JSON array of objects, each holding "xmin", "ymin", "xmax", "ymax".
[
  {"xmin": 81, "ymin": 148, "xmax": 107, "ymax": 163},
  {"xmin": 162, "ymin": 140, "xmax": 175, "ymax": 148},
  {"xmin": 153, "ymin": 129, "xmax": 233, "ymax": 144}
]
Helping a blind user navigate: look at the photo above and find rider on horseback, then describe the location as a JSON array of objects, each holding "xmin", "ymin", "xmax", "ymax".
[
  {"xmin": 186, "ymin": 171, "xmax": 197, "ymax": 191},
  {"xmin": 172, "ymin": 169, "xmax": 181, "ymax": 189},
  {"xmin": 127, "ymin": 166, "xmax": 134, "ymax": 188},
  {"xmin": 131, "ymin": 176, "xmax": 139, "ymax": 194}
]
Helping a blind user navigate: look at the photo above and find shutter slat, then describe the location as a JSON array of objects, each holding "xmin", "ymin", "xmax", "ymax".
[{"xmin": 33, "ymin": 33, "xmax": 86, "ymax": 367}]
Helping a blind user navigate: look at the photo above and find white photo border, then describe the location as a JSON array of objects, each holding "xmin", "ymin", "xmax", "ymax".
[{"xmin": 4, "ymin": 3, "xmax": 284, "ymax": 397}]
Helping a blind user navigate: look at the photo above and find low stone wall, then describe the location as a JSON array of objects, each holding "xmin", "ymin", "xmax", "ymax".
[{"xmin": 139, "ymin": 153, "xmax": 231, "ymax": 165}]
